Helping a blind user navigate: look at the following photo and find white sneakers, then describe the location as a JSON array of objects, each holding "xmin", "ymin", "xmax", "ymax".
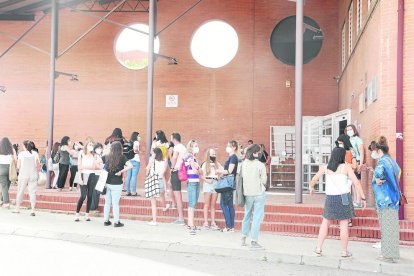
[{"xmin": 147, "ymin": 221, "xmax": 158, "ymax": 226}]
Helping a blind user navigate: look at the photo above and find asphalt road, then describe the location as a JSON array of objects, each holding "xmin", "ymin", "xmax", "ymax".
[{"xmin": 0, "ymin": 234, "xmax": 390, "ymax": 276}]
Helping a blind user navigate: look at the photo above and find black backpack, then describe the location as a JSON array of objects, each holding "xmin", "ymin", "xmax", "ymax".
[{"xmin": 123, "ymin": 142, "xmax": 135, "ymax": 160}]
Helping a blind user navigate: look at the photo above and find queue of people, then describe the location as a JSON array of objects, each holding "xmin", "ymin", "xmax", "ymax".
[{"xmin": 0, "ymin": 124, "xmax": 405, "ymax": 258}]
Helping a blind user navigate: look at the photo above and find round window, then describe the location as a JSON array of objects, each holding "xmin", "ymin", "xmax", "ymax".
[
  {"xmin": 270, "ymin": 16, "xmax": 324, "ymax": 66},
  {"xmin": 114, "ymin": 23, "xmax": 160, "ymax": 70},
  {"xmin": 191, "ymin": 20, "xmax": 239, "ymax": 68}
]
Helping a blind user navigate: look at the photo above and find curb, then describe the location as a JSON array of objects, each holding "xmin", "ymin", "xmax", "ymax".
[{"xmin": 0, "ymin": 224, "xmax": 412, "ymax": 276}]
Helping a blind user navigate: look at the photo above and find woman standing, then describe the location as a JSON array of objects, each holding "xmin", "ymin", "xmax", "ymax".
[
  {"xmin": 310, "ymin": 147, "xmax": 366, "ymax": 258},
  {"xmin": 69, "ymin": 141, "xmax": 83, "ymax": 191},
  {"xmin": 0, "ymin": 137, "xmax": 17, "ymax": 208},
  {"xmin": 14, "ymin": 140, "xmax": 41, "ymax": 215},
  {"xmin": 50, "ymin": 142, "xmax": 60, "ymax": 189},
  {"xmin": 124, "ymin": 132, "xmax": 140, "ymax": 196},
  {"xmin": 56, "ymin": 136, "xmax": 72, "ymax": 191},
  {"xmin": 345, "ymin": 125, "xmax": 365, "ymax": 207},
  {"xmin": 146, "ymin": 147, "xmax": 167, "ymax": 226},
  {"xmin": 240, "ymin": 144, "xmax": 268, "ymax": 249},
  {"xmin": 201, "ymin": 148, "xmax": 222, "ymax": 230},
  {"xmin": 368, "ymin": 136, "xmax": 401, "ymax": 263},
  {"xmin": 217, "ymin": 140, "xmax": 239, "ymax": 232},
  {"xmin": 75, "ymin": 140, "xmax": 99, "ymax": 221},
  {"xmin": 183, "ymin": 140, "xmax": 202, "ymax": 235},
  {"xmin": 103, "ymin": 142, "xmax": 133, "ymax": 228},
  {"xmin": 89, "ymin": 142, "xmax": 104, "ymax": 212}
]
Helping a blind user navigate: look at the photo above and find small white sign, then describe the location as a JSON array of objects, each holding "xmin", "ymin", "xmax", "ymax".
[{"xmin": 166, "ymin": 95, "xmax": 178, "ymax": 108}]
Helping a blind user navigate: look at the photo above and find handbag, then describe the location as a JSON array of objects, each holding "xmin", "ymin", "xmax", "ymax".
[
  {"xmin": 236, "ymin": 163, "xmax": 245, "ymax": 207},
  {"xmin": 145, "ymin": 160, "xmax": 160, "ymax": 198},
  {"xmin": 95, "ymin": 170, "xmax": 108, "ymax": 193},
  {"xmin": 178, "ymin": 159, "xmax": 188, "ymax": 181},
  {"xmin": 215, "ymin": 174, "xmax": 235, "ymax": 193},
  {"xmin": 38, "ymin": 172, "xmax": 47, "ymax": 186},
  {"xmin": 385, "ymin": 158, "xmax": 408, "ymax": 206},
  {"xmin": 9, "ymin": 157, "xmax": 17, "ymax": 182}
]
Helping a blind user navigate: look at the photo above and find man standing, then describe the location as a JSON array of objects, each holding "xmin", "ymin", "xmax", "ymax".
[{"xmin": 170, "ymin": 133, "xmax": 187, "ymax": 225}]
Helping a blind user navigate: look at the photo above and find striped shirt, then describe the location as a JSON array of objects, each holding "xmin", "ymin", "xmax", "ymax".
[{"xmin": 184, "ymin": 153, "xmax": 200, "ymax": 183}]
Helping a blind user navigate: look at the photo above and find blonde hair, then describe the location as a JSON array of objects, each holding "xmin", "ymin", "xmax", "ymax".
[
  {"xmin": 187, "ymin": 139, "xmax": 197, "ymax": 152},
  {"xmin": 204, "ymin": 147, "xmax": 218, "ymax": 175},
  {"xmin": 83, "ymin": 137, "xmax": 95, "ymax": 155}
]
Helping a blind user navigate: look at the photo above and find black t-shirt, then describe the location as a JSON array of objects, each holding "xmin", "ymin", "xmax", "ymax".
[
  {"xmin": 259, "ymin": 150, "xmax": 269, "ymax": 163},
  {"xmin": 224, "ymin": 154, "xmax": 238, "ymax": 176},
  {"xmin": 104, "ymin": 155, "xmax": 127, "ymax": 185}
]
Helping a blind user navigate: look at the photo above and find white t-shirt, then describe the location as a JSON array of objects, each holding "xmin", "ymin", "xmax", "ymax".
[
  {"xmin": 154, "ymin": 159, "xmax": 166, "ymax": 177},
  {"xmin": 79, "ymin": 153, "xmax": 96, "ymax": 174},
  {"xmin": 17, "ymin": 150, "xmax": 39, "ymax": 177},
  {"xmin": 132, "ymin": 141, "xmax": 140, "ymax": 162},
  {"xmin": 173, "ymin": 143, "xmax": 187, "ymax": 170},
  {"xmin": 0, "ymin": 154, "xmax": 12, "ymax": 165},
  {"xmin": 324, "ymin": 165, "xmax": 352, "ymax": 196}
]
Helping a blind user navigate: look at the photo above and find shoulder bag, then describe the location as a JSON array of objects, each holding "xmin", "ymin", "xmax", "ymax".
[
  {"xmin": 178, "ymin": 157, "xmax": 188, "ymax": 181},
  {"xmin": 236, "ymin": 163, "xmax": 245, "ymax": 207},
  {"xmin": 384, "ymin": 158, "xmax": 408, "ymax": 206},
  {"xmin": 95, "ymin": 164, "xmax": 108, "ymax": 194},
  {"xmin": 215, "ymin": 174, "xmax": 236, "ymax": 193},
  {"xmin": 145, "ymin": 160, "xmax": 160, "ymax": 198},
  {"xmin": 9, "ymin": 157, "xmax": 17, "ymax": 182}
]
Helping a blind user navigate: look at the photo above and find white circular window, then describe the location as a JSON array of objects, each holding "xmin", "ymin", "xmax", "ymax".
[
  {"xmin": 114, "ymin": 23, "xmax": 160, "ymax": 70},
  {"xmin": 191, "ymin": 20, "xmax": 239, "ymax": 68}
]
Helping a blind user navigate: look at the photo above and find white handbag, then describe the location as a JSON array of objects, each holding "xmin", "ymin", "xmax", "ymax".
[{"xmin": 95, "ymin": 170, "xmax": 108, "ymax": 192}]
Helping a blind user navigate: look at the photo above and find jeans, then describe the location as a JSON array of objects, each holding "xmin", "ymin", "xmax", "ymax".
[
  {"xmin": 125, "ymin": 160, "xmax": 140, "ymax": 193},
  {"xmin": 104, "ymin": 184, "xmax": 122, "ymax": 223},
  {"xmin": 57, "ymin": 164, "xmax": 69, "ymax": 189},
  {"xmin": 76, "ymin": 173, "xmax": 95, "ymax": 213},
  {"xmin": 69, "ymin": 165, "xmax": 78, "ymax": 188},
  {"xmin": 0, "ymin": 164, "xmax": 11, "ymax": 203},
  {"xmin": 241, "ymin": 192, "xmax": 266, "ymax": 242},
  {"xmin": 220, "ymin": 190, "xmax": 235, "ymax": 229},
  {"xmin": 187, "ymin": 182, "xmax": 200, "ymax": 208}
]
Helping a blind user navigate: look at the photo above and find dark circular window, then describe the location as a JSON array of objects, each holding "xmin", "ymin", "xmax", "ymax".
[{"xmin": 270, "ymin": 16, "xmax": 324, "ymax": 66}]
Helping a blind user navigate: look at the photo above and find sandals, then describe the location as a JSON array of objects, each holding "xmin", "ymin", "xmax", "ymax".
[
  {"xmin": 341, "ymin": 251, "xmax": 352, "ymax": 258},
  {"xmin": 313, "ymin": 248, "xmax": 323, "ymax": 257}
]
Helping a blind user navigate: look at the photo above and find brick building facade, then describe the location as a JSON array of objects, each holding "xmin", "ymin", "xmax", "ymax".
[{"xmin": 1, "ymin": 0, "xmax": 413, "ymax": 219}]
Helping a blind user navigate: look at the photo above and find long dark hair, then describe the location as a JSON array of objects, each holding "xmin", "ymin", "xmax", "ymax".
[
  {"xmin": 52, "ymin": 142, "xmax": 60, "ymax": 155},
  {"xmin": 107, "ymin": 141, "xmax": 123, "ymax": 171},
  {"xmin": 105, "ymin": 128, "xmax": 124, "ymax": 145},
  {"xmin": 23, "ymin": 140, "xmax": 34, "ymax": 153},
  {"xmin": 61, "ymin": 136, "xmax": 70, "ymax": 146},
  {"xmin": 0, "ymin": 137, "xmax": 13, "ymax": 155},
  {"xmin": 335, "ymin": 134, "xmax": 352, "ymax": 150},
  {"xmin": 327, "ymin": 147, "xmax": 346, "ymax": 172},
  {"xmin": 155, "ymin": 130, "xmax": 168, "ymax": 144},
  {"xmin": 130, "ymin": 132, "xmax": 139, "ymax": 143}
]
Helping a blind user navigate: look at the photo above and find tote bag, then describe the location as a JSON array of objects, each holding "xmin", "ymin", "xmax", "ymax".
[
  {"xmin": 95, "ymin": 170, "xmax": 108, "ymax": 193},
  {"xmin": 9, "ymin": 157, "xmax": 17, "ymax": 182},
  {"xmin": 145, "ymin": 161, "xmax": 160, "ymax": 198},
  {"xmin": 215, "ymin": 175, "xmax": 235, "ymax": 193},
  {"xmin": 236, "ymin": 164, "xmax": 245, "ymax": 207}
]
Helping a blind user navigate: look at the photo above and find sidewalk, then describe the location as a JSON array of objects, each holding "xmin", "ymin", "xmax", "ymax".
[{"xmin": 0, "ymin": 208, "xmax": 413, "ymax": 275}]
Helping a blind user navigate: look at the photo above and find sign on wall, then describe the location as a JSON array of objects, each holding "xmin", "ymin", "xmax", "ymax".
[{"xmin": 166, "ymin": 95, "xmax": 178, "ymax": 108}]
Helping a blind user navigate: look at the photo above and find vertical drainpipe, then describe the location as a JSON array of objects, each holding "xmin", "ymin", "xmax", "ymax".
[{"xmin": 396, "ymin": 0, "xmax": 404, "ymax": 220}]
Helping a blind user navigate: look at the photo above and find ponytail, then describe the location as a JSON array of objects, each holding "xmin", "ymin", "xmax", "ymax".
[{"xmin": 24, "ymin": 140, "xmax": 33, "ymax": 153}]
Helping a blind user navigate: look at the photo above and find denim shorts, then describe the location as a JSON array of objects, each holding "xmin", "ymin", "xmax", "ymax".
[
  {"xmin": 203, "ymin": 180, "xmax": 217, "ymax": 193},
  {"xmin": 187, "ymin": 182, "xmax": 200, "ymax": 209},
  {"xmin": 158, "ymin": 178, "xmax": 165, "ymax": 192}
]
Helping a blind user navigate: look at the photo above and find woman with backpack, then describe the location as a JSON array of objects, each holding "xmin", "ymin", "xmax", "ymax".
[{"xmin": 124, "ymin": 132, "xmax": 141, "ymax": 196}]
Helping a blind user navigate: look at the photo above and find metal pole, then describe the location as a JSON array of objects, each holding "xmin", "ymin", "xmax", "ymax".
[
  {"xmin": 146, "ymin": 0, "xmax": 156, "ymax": 160},
  {"xmin": 295, "ymin": 0, "xmax": 304, "ymax": 204},
  {"xmin": 46, "ymin": 0, "xmax": 59, "ymax": 189},
  {"xmin": 396, "ymin": 0, "xmax": 404, "ymax": 220}
]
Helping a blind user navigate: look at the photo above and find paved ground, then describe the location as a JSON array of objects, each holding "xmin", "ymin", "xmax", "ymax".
[{"xmin": 0, "ymin": 207, "xmax": 412, "ymax": 275}]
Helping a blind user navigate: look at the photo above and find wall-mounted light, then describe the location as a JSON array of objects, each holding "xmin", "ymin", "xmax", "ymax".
[
  {"xmin": 55, "ymin": 71, "xmax": 79, "ymax": 81},
  {"xmin": 285, "ymin": 79, "xmax": 291, "ymax": 88},
  {"xmin": 0, "ymin": 86, "xmax": 6, "ymax": 93},
  {"xmin": 156, "ymin": 54, "xmax": 178, "ymax": 65}
]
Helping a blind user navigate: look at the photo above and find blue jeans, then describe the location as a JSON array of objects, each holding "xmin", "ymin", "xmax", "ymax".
[
  {"xmin": 104, "ymin": 184, "xmax": 122, "ymax": 223},
  {"xmin": 242, "ymin": 192, "xmax": 266, "ymax": 242},
  {"xmin": 220, "ymin": 191, "xmax": 235, "ymax": 229},
  {"xmin": 125, "ymin": 160, "xmax": 140, "ymax": 193},
  {"xmin": 187, "ymin": 182, "xmax": 200, "ymax": 208}
]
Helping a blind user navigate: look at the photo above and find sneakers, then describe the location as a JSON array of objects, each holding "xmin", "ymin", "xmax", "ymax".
[
  {"xmin": 75, "ymin": 214, "xmax": 80, "ymax": 222},
  {"xmin": 203, "ymin": 223, "xmax": 210, "ymax": 230},
  {"xmin": 163, "ymin": 204, "xmax": 171, "ymax": 212},
  {"xmin": 172, "ymin": 219, "xmax": 185, "ymax": 225},
  {"xmin": 372, "ymin": 242, "xmax": 381, "ymax": 249},
  {"xmin": 189, "ymin": 227, "xmax": 197, "ymax": 235},
  {"xmin": 250, "ymin": 241, "xmax": 264, "ymax": 250},
  {"xmin": 85, "ymin": 215, "xmax": 91, "ymax": 222},
  {"xmin": 147, "ymin": 221, "xmax": 157, "ymax": 226},
  {"xmin": 241, "ymin": 237, "xmax": 247, "ymax": 246},
  {"xmin": 69, "ymin": 187, "xmax": 72, "ymax": 191},
  {"xmin": 104, "ymin": 221, "xmax": 112, "ymax": 226},
  {"xmin": 126, "ymin": 192, "xmax": 132, "ymax": 196},
  {"xmin": 377, "ymin": 255, "xmax": 398, "ymax": 263},
  {"xmin": 210, "ymin": 224, "xmax": 220, "ymax": 231},
  {"xmin": 341, "ymin": 251, "xmax": 353, "ymax": 258},
  {"xmin": 114, "ymin": 222, "xmax": 124, "ymax": 228}
]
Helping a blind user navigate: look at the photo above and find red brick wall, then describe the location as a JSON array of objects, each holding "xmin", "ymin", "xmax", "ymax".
[
  {"xmin": 338, "ymin": 0, "xmax": 413, "ymax": 220},
  {"xmin": 0, "ymin": 0, "xmax": 339, "ymax": 163}
]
